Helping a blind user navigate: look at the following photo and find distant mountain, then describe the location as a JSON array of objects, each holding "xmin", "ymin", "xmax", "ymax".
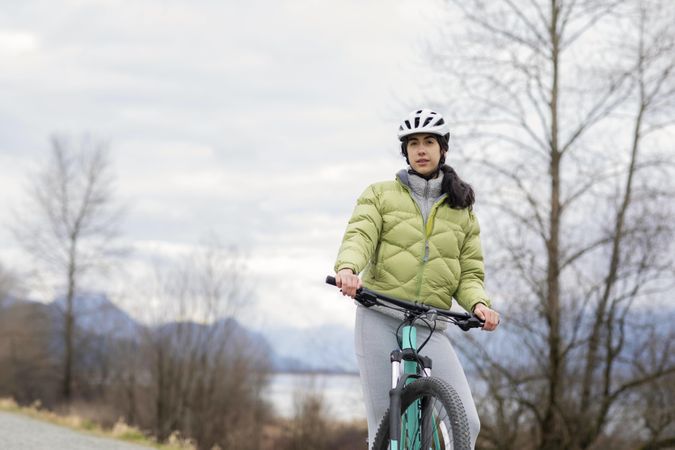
[
  {"xmin": 0, "ymin": 298, "xmax": 60, "ymax": 338},
  {"xmin": 52, "ymin": 292, "xmax": 141, "ymax": 340},
  {"xmin": 2, "ymin": 292, "xmax": 356, "ymax": 373},
  {"xmin": 0, "ymin": 293, "xmax": 23, "ymax": 309},
  {"xmin": 153, "ymin": 317, "xmax": 274, "ymax": 366},
  {"xmin": 260, "ymin": 324, "xmax": 357, "ymax": 373}
]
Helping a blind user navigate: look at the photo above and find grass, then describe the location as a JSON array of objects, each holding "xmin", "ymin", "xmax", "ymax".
[{"xmin": 0, "ymin": 398, "xmax": 195, "ymax": 450}]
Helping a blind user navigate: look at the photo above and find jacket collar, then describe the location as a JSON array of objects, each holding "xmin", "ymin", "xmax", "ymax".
[{"xmin": 397, "ymin": 169, "xmax": 444, "ymax": 199}]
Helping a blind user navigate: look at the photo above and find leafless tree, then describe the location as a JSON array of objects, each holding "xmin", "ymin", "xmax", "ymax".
[
  {"xmin": 273, "ymin": 377, "xmax": 367, "ymax": 450},
  {"xmin": 0, "ymin": 263, "xmax": 61, "ymax": 407},
  {"xmin": 630, "ymin": 348, "xmax": 675, "ymax": 450},
  {"xmin": 426, "ymin": 1, "xmax": 675, "ymax": 449},
  {"xmin": 120, "ymin": 239, "xmax": 271, "ymax": 449},
  {"xmin": 11, "ymin": 135, "xmax": 123, "ymax": 402},
  {"xmin": 0, "ymin": 263, "xmax": 18, "ymax": 306},
  {"xmin": 0, "ymin": 299, "xmax": 61, "ymax": 407},
  {"xmin": 284, "ymin": 381, "xmax": 331, "ymax": 450}
]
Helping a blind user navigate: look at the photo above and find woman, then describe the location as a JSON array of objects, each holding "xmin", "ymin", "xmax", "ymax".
[{"xmin": 334, "ymin": 108, "xmax": 500, "ymax": 448}]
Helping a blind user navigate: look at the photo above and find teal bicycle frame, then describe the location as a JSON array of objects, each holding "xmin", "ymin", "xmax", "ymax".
[
  {"xmin": 324, "ymin": 275, "xmax": 483, "ymax": 450},
  {"xmin": 390, "ymin": 324, "xmax": 441, "ymax": 450}
]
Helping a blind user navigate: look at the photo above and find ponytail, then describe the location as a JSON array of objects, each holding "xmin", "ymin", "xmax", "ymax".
[{"xmin": 440, "ymin": 165, "xmax": 475, "ymax": 209}]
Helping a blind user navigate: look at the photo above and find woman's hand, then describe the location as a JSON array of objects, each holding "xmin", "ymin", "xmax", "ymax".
[
  {"xmin": 473, "ymin": 304, "xmax": 500, "ymax": 331},
  {"xmin": 335, "ymin": 268, "xmax": 362, "ymax": 298}
]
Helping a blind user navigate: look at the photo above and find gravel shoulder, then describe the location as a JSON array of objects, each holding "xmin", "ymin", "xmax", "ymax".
[{"xmin": 0, "ymin": 411, "xmax": 152, "ymax": 450}]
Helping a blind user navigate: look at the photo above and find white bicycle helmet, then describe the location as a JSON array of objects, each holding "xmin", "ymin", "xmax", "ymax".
[{"xmin": 397, "ymin": 109, "xmax": 449, "ymax": 141}]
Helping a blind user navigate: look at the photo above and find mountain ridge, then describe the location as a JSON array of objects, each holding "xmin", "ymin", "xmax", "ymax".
[{"xmin": 2, "ymin": 293, "xmax": 356, "ymax": 373}]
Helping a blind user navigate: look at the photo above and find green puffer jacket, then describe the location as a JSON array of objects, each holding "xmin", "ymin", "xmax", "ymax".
[{"xmin": 334, "ymin": 172, "xmax": 491, "ymax": 313}]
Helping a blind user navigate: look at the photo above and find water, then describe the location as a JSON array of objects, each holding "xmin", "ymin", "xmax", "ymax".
[{"xmin": 266, "ymin": 372, "xmax": 365, "ymax": 421}]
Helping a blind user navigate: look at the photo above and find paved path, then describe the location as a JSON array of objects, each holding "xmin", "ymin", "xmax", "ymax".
[{"xmin": 0, "ymin": 411, "xmax": 151, "ymax": 450}]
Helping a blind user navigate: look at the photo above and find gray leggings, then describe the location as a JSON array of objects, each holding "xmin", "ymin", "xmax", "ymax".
[{"xmin": 354, "ymin": 305, "xmax": 480, "ymax": 448}]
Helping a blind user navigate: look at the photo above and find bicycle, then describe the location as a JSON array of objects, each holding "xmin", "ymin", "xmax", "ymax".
[{"xmin": 325, "ymin": 275, "xmax": 484, "ymax": 450}]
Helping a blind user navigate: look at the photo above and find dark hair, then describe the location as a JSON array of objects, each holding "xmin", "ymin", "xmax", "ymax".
[
  {"xmin": 440, "ymin": 164, "xmax": 475, "ymax": 209},
  {"xmin": 400, "ymin": 134, "xmax": 475, "ymax": 209}
]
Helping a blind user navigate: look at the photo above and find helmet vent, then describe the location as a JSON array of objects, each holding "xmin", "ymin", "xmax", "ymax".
[{"xmin": 397, "ymin": 108, "xmax": 450, "ymax": 141}]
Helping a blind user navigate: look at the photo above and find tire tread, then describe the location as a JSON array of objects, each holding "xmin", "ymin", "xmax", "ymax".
[{"xmin": 371, "ymin": 376, "xmax": 471, "ymax": 450}]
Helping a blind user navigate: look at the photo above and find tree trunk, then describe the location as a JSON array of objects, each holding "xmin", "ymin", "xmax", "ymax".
[
  {"xmin": 541, "ymin": 1, "xmax": 563, "ymax": 449},
  {"xmin": 62, "ymin": 246, "xmax": 77, "ymax": 401}
]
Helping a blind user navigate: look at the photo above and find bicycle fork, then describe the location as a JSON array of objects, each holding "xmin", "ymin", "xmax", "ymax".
[{"xmin": 388, "ymin": 326, "xmax": 432, "ymax": 450}]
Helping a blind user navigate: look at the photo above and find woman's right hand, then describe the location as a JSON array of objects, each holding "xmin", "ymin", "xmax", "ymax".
[{"xmin": 335, "ymin": 268, "xmax": 361, "ymax": 298}]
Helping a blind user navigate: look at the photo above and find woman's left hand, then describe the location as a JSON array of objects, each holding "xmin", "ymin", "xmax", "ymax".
[{"xmin": 473, "ymin": 304, "xmax": 500, "ymax": 331}]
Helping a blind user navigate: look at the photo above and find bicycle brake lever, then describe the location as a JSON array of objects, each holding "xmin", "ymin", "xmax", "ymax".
[
  {"xmin": 457, "ymin": 316, "xmax": 484, "ymax": 331},
  {"xmin": 355, "ymin": 289, "xmax": 378, "ymax": 307}
]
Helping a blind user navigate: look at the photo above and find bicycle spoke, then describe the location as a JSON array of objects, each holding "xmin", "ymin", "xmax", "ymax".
[{"xmin": 420, "ymin": 395, "xmax": 453, "ymax": 449}]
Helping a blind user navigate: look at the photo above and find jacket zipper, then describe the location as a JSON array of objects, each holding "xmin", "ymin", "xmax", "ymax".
[
  {"xmin": 396, "ymin": 176, "xmax": 447, "ymax": 300},
  {"xmin": 416, "ymin": 200, "xmax": 445, "ymax": 298},
  {"xmin": 418, "ymin": 182, "xmax": 446, "ymax": 299}
]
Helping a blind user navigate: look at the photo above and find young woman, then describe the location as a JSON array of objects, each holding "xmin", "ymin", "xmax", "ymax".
[{"xmin": 334, "ymin": 108, "xmax": 500, "ymax": 448}]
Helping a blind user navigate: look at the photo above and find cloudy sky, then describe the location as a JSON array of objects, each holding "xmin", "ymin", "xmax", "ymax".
[{"xmin": 0, "ymin": 0, "xmax": 457, "ymax": 329}]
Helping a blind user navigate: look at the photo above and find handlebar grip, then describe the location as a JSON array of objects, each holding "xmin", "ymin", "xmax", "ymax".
[
  {"xmin": 457, "ymin": 316, "xmax": 485, "ymax": 331},
  {"xmin": 325, "ymin": 275, "xmax": 337, "ymax": 286}
]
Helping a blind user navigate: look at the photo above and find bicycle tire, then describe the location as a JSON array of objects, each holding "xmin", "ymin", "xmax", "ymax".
[{"xmin": 371, "ymin": 376, "xmax": 471, "ymax": 450}]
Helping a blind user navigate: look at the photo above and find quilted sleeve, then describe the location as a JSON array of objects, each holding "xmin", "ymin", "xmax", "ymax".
[
  {"xmin": 453, "ymin": 211, "xmax": 492, "ymax": 312},
  {"xmin": 334, "ymin": 185, "xmax": 383, "ymax": 274}
]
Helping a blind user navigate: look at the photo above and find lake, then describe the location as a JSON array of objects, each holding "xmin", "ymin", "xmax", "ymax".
[{"xmin": 266, "ymin": 372, "xmax": 365, "ymax": 421}]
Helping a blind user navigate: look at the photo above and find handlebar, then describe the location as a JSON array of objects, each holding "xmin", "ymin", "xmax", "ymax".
[{"xmin": 325, "ymin": 275, "xmax": 484, "ymax": 331}]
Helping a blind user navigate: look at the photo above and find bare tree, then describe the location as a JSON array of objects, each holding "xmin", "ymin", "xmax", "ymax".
[
  {"xmin": 118, "ymin": 239, "xmax": 271, "ymax": 449},
  {"xmin": 12, "ymin": 135, "xmax": 123, "ymax": 402},
  {"xmin": 0, "ymin": 263, "xmax": 19, "ymax": 313},
  {"xmin": 426, "ymin": 1, "xmax": 675, "ymax": 449},
  {"xmin": 283, "ymin": 381, "xmax": 331, "ymax": 450},
  {"xmin": 0, "ymin": 264, "xmax": 60, "ymax": 406},
  {"xmin": 630, "ymin": 344, "xmax": 675, "ymax": 450},
  {"xmin": 0, "ymin": 299, "xmax": 61, "ymax": 407},
  {"xmin": 0, "ymin": 264, "xmax": 16, "ymax": 302}
]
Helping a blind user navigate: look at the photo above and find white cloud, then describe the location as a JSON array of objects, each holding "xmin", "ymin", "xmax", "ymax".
[
  {"xmin": 0, "ymin": 0, "xmax": 445, "ymax": 328},
  {"xmin": 0, "ymin": 30, "xmax": 40, "ymax": 54}
]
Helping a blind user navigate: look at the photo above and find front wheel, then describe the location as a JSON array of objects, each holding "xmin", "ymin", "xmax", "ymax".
[{"xmin": 371, "ymin": 376, "xmax": 471, "ymax": 450}]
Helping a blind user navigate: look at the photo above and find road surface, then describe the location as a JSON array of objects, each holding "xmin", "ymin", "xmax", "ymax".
[{"xmin": 0, "ymin": 411, "xmax": 151, "ymax": 450}]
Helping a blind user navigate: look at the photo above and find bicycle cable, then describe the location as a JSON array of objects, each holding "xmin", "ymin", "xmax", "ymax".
[
  {"xmin": 415, "ymin": 316, "xmax": 436, "ymax": 353},
  {"xmin": 395, "ymin": 313, "xmax": 438, "ymax": 375}
]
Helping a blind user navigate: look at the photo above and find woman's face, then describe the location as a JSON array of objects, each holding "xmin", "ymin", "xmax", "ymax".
[{"xmin": 406, "ymin": 133, "xmax": 443, "ymax": 177}]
